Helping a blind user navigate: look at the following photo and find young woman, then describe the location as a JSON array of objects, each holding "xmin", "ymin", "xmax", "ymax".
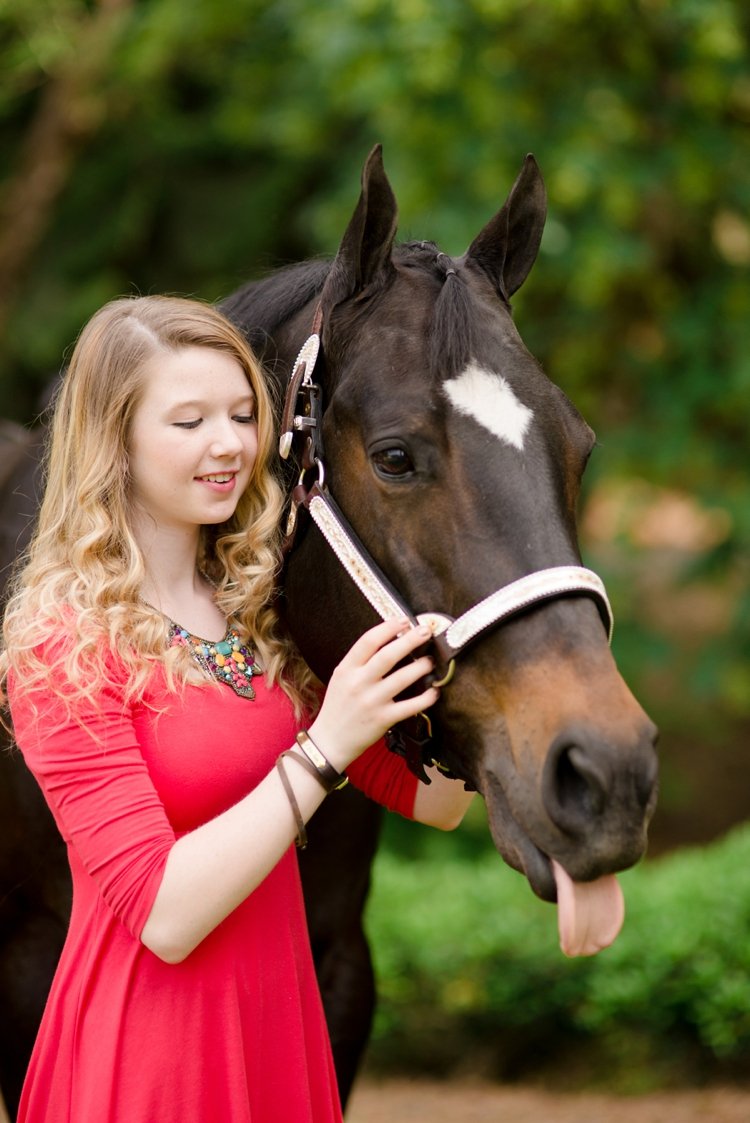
[{"xmin": 1, "ymin": 295, "xmax": 473, "ymax": 1122}]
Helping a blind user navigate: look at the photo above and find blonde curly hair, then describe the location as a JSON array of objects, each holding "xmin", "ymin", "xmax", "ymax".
[{"xmin": 1, "ymin": 294, "xmax": 311, "ymax": 719}]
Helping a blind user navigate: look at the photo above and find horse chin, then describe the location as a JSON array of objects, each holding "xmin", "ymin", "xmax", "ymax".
[
  {"xmin": 516, "ymin": 843, "xmax": 557, "ymax": 905},
  {"xmin": 478, "ymin": 772, "xmax": 557, "ymax": 903}
]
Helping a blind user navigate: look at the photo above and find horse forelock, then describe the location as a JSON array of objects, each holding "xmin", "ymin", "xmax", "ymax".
[{"xmin": 392, "ymin": 241, "xmax": 478, "ymax": 384}]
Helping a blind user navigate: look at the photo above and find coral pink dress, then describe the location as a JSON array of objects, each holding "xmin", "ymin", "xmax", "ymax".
[{"xmin": 9, "ymin": 658, "xmax": 417, "ymax": 1123}]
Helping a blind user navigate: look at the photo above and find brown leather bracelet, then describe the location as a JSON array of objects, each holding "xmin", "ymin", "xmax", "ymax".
[
  {"xmin": 295, "ymin": 730, "xmax": 349, "ymax": 793},
  {"xmin": 276, "ymin": 753, "xmax": 308, "ymax": 849}
]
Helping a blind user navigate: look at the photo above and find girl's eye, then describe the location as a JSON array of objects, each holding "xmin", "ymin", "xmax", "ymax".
[{"xmin": 172, "ymin": 412, "xmax": 254, "ymax": 429}]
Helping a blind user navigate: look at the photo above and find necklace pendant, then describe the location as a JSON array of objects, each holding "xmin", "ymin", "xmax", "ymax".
[
  {"xmin": 232, "ymin": 681, "xmax": 256, "ymax": 700},
  {"xmin": 167, "ymin": 621, "xmax": 262, "ymax": 700}
]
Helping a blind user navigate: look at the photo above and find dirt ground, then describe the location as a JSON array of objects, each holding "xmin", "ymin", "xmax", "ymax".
[
  {"xmin": 3, "ymin": 1079, "xmax": 749, "ymax": 1121},
  {"xmin": 346, "ymin": 1079, "xmax": 750, "ymax": 1123}
]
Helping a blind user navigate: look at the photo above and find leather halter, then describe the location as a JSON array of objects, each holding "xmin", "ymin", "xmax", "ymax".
[{"xmin": 279, "ymin": 315, "xmax": 614, "ymax": 783}]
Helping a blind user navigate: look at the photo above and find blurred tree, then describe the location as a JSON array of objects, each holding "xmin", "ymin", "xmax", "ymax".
[
  {"xmin": 0, "ymin": 0, "xmax": 134, "ymax": 336},
  {"xmin": 0, "ymin": 0, "xmax": 748, "ymax": 845}
]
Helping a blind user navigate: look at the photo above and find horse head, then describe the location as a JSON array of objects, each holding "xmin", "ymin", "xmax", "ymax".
[{"xmin": 232, "ymin": 146, "xmax": 658, "ymax": 918}]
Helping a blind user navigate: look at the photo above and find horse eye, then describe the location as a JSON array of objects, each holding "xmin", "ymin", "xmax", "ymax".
[{"xmin": 371, "ymin": 447, "xmax": 415, "ymax": 478}]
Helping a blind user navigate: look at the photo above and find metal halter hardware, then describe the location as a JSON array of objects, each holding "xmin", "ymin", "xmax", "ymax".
[{"xmin": 279, "ymin": 325, "xmax": 614, "ymax": 782}]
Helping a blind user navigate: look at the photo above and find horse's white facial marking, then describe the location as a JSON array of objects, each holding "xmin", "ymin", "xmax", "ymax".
[{"xmin": 443, "ymin": 362, "xmax": 533, "ymax": 451}]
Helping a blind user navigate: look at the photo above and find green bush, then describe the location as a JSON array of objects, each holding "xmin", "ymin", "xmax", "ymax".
[{"xmin": 364, "ymin": 824, "xmax": 750, "ymax": 1089}]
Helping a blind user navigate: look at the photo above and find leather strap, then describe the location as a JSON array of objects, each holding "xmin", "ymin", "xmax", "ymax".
[
  {"xmin": 306, "ymin": 485, "xmax": 418, "ymax": 628},
  {"xmin": 276, "ymin": 753, "xmax": 308, "ymax": 849},
  {"xmin": 295, "ymin": 730, "xmax": 349, "ymax": 793}
]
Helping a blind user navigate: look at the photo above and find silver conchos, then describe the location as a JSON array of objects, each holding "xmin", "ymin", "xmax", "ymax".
[{"xmin": 279, "ymin": 333, "xmax": 321, "ymax": 460}]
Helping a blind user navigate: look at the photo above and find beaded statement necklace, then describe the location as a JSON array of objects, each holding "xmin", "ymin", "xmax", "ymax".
[{"xmin": 168, "ymin": 621, "xmax": 263, "ymax": 700}]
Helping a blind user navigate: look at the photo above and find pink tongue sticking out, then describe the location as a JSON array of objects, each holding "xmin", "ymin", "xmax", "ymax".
[{"xmin": 551, "ymin": 860, "xmax": 625, "ymax": 957}]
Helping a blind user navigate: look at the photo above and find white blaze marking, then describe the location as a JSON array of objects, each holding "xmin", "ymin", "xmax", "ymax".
[{"xmin": 443, "ymin": 362, "xmax": 533, "ymax": 451}]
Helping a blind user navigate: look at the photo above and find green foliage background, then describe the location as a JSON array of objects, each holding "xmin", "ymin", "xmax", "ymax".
[
  {"xmin": 365, "ymin": 823, "xmax": 750, "ymax": 1088},
  {"xmin": 1, "ymin": 0, "xmax": 749, "ymax": 1084}
]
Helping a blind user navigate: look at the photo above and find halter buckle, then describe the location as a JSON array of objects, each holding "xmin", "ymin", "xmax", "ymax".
[{"xmin": 279, "ymin": 333, "xmax": 321, "ymax": 460}]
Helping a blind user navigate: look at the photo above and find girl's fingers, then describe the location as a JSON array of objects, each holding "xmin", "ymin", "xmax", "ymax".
[
  {"xmin": 388, "ymin": 687, "xmax": 440, "ymax": 725},
  {"xmin": 362, "ymin": 623, "xmax": 434, "ymax": 679},
  {"xmin": 341, "ymin": 618, "xmax": 433, "ymax": 671},
  {"xmin": 317, "ymin": 622, "xmax": 441, "ymax": 763},
  {"xmin": 314, "ymin": 654, "xmax": 441, "ymax": 767},
  {"xmin": 340, "ymin": 618, "xmax": 416, "ymax": 665},
  {"xmin": 380, "ymin": 655, "xmax": 436, "ymax": 698}
]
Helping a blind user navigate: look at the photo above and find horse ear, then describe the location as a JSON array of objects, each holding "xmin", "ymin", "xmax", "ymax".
[
  {"xmin": 465, "ymin": 154, "xmax": 547, "ymax": 300},
  {"xmin": 321, "ymin": 144, "xmax": 398, "ymax": 308}
]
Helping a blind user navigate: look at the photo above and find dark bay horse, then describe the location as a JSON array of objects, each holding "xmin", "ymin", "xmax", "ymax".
[{"xmin": 0, "ymin": 147, "xmax": 658, "ymax": 1115}]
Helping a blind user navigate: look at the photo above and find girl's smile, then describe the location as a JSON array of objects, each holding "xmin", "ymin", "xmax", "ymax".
[{"xmin": 196, "ymin": 471, "xmax": 239, "ymax": 490}]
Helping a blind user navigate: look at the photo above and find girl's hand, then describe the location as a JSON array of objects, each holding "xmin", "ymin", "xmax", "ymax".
[{"xmin": 307, "ymin": 619, "xmax": 439, "ymax": 771}]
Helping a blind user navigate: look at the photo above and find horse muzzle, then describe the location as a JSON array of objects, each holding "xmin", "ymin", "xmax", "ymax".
[{"xmin": 478, "ymin": 722, "xmax": 658, "ymax": 905}]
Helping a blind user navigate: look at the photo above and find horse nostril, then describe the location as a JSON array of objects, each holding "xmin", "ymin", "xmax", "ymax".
[
  {"xmin": 544, "ymin": 738, "xmax": 609, "ymax": 836},
  {"xmin": 560, "ymin": 747, "xmax": 606, "ymax": 815}
]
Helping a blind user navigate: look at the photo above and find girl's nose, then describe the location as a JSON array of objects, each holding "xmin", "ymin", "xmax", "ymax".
[{"xmin": 209, "ymin": 420, "xmax": 244, "ymax": 456}]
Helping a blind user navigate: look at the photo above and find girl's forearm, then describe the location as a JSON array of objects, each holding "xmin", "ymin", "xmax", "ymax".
[{"xmin": 140, "ymin": 756, "xmax": 326, "ymax": 963}]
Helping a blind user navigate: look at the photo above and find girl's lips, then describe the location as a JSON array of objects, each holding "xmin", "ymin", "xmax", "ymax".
[{"xmin": 196, "ymin": 471, "xmax": 238, "ymax": 492}]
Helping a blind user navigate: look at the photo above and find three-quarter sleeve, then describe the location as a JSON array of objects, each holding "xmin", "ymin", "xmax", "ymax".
[
  {"xmin": 8, "ymin": 673, "xmax": 175, "ymax": 939},
  {"xmin": 346, "ymin": 738, "xmax": 419, "ymax": 818}
]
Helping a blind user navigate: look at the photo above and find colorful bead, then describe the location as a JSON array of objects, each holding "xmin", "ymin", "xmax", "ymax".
[{"xmin": 166, "ymin": 619, "xmax": 261, "ymax": 700}]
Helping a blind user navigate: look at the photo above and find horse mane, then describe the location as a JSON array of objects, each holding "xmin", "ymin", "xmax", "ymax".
[
  {"xmin": 219, "ymin": 258, "xmax": 331, "ymax": 358},
  {"xmin": 221, "ymin": 242, "xmax": 478, "ymax": 383}
]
